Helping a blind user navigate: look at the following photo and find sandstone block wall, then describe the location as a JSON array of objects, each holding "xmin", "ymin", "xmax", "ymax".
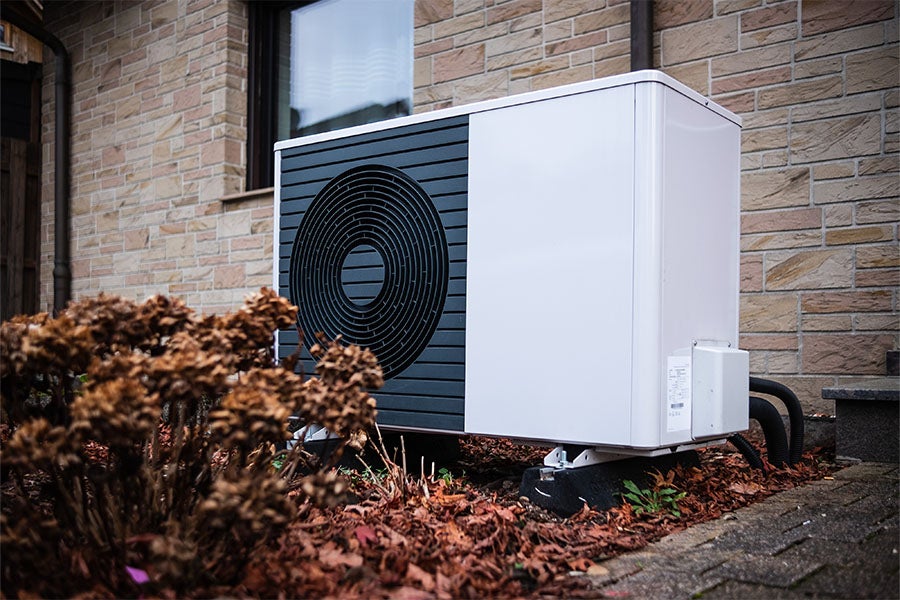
[
  {"xmin": 40, "ymin": 0, "xmax": 266, "ymax": 315},
  {"xmin": 38, "ymin": 0, "xmax": 897, "ymax": 413},
  {"xmin": 414, "ymin": 0, "xmax": 898, "ymax": 413}
]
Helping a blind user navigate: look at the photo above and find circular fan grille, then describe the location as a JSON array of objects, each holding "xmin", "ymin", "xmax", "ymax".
[{"xmin": 289, "ymin": 164, "xmax": 449, "ymax": 379}]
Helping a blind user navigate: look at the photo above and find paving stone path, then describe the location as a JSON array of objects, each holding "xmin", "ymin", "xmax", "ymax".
[{"xmin": 587, "ymin": 462, "xmax": 899, "ymax": 599}]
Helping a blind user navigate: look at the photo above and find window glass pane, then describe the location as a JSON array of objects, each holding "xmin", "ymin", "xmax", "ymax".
[{"xmin": 277, "ymin": 0, "xmax": 413, "ymax": 141}]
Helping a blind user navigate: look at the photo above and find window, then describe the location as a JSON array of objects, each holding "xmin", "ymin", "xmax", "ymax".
[
  {"xmin": 248, "ymin": 0, "xmax": 413, "ymax": 190},
  {"xmin": 0, "ymin": 23, "xmax": 13, "ymax": 52}
]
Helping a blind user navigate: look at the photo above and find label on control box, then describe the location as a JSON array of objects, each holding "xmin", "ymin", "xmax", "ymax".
[{"xmin": 666, "ymin": 355, "xmax": 692, "ymax": 432}]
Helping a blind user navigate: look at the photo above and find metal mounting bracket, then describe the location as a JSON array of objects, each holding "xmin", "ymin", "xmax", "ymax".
[
  {"xmin": 543, "ymin": 446, "xmax": 635, "ymax": 469},
  {"xmin": 542, "ymin": 439, "xmax": 726, "ymax": 470},
  {"xmin": 286, "ymin": 419, "xmax": 336, "ymax": 450}
]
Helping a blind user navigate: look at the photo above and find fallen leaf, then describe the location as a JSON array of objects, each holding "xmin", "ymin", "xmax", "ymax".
[
  {"xmin": 318, "ymin": 546, "xmax": 363, "ymax": 569},
  {"xmin": 436, "ymin": 520, "xmax": 471, "ymax": 548},
  {"xmin": 391, "ymin": 586, "xmax": 434, "ymax": 600},
  {"xmin": 436, "ymin": 493, "xmax": 467, "ymax": 506},
  {"xmin": 354, "ymin": 524, "xmax": 378, "ymax": 547},
  {"xmin": 566, "ymin": 557, "xmax": 594, "ymax": 572},
  {"xmin": 728, "ymin": 481, "xmax": 764, "ymax": 495},
  {"xmin": 406, "ymin": 562, "xmax": 435, "ymax": 591}
]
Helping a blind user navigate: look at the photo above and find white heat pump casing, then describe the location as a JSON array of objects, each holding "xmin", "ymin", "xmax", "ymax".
[
  {"xmin": 463, "ymin": 76, "xmax": 745, "ymax": 449},
  {"xmin": 275, "ymin": 70, "xmax": 748, "ymax": 453}
]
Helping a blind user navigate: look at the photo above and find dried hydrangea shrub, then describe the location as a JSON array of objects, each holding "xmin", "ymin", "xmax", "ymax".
[{"xmin": 0, "ymin": 288, "xmax": 383, "ymax": 597}]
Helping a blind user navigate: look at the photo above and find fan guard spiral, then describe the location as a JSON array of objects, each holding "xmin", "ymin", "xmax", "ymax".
[{"xmin": 289, "ymin": 164, "xmax": 449, "ymax": 379}]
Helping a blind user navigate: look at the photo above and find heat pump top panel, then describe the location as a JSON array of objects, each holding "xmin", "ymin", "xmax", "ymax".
[{"xmin": 276, "ymin": 70, "xmax": 744, "ymax": 450}]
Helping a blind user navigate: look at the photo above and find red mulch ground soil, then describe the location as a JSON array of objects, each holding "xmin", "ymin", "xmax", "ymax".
[{"xmin": 221, "ymin": 432, "xmax": 836, "ymax": 599}]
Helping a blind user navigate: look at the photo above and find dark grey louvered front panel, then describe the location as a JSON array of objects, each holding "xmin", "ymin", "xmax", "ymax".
[{"xmin": 278, "ymin": 116, "xmax": 468, "ymax": 432}]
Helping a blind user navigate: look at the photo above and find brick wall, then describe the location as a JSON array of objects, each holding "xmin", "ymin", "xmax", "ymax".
[
  {"xmin": 41, "ymin": 0, "xmax": 270, "ymax": 316},
  {"xmin": 37, "ymin": 0, "xmax": 897, "ymax": 413},
  {"xmin": 414, "ymin": 0, "xmax": 898, "ymax": 413}
]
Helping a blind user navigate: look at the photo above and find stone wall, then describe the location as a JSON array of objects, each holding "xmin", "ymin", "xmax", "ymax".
[
  {"xmin": 676, "ymin": 0, "xmax": 897, "ymax": 413},
  {"xmin": 414, "ymin": 0, "xmax": 633, "ymax": 109},
  {"xmin": 37, "ymin": 0, "xmax": 897, "ymax": 413},
  {"xmin": 414, "ymin": 0, "xmax": 898, "ymax": 413},
  {"xmin": 40, "ymin": 0, "xmax": 269, "ymax": 316}
]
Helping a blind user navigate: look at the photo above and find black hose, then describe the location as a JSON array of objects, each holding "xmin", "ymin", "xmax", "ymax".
[
  {"xmin": 750, "ymin": 377, "xmax": 805, "ymax": 465},
  {"xmin": 728, "ymin": 433, "xmax": 763, "ymax": 469},
  {"xmin": 749, "ymin": 396, "xmax": 790, "ymax": 468}
]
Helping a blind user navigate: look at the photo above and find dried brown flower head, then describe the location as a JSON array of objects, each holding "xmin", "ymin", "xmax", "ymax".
[
  {"xmin": 20, "ymin": 313, "xmax": 94, "ymax": 375},
  {"xmin": 197, "ymin": 474, "xmax": 293, "ymax": 540},
  {"xmin": 135, "ymin": 294, "xmax": 195, "ymax": 348},
  {"xmin": 311, "ymin": 335, "xmax": 383, "ymax": 389},
  {"xmin": 0, "ymin": 313, "xmax": 48, "ymax": 379},
  {"xmin": 0, "ymin": 512, "xmax": 62, "ymax": 584},
  {"xmin": 62, "ymin": 293, "xmax": 144, "ymax": 353},
  {"xmin": 4, "ymin": 418, "xmax": 80, "ymax": 473},
  {"xmin": 144, "ymin": 331, "xmax": 233, "ymax": 409},
  {"xmin": 209, "ymin": 386, "xmax": 292, "ymax": 454},
  {"xmin": 298, "ymin": 470, "xmax": 351, "ymax": 507},
  {"xmin": 70, "ymin": 378, "xmax": 159, "ymax": 449},
  {"xmin": 150, "ymin": 533, "xmax": 201, "ymax": 583}
]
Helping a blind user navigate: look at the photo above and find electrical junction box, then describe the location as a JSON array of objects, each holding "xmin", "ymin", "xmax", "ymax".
[{"xmin": 275, "ymin": 70, "xmax": 748, "ymax": 455}]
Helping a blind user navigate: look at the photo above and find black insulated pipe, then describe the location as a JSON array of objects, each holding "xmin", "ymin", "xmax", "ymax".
[
  {"xmin": 728, "ymin": 433, "xmax": 763, "ymax": 470},
  {"xmin": 0, "ymin": 6, "xmax": 71, "ymax": 312},
  {"xmin": 750, "ymin": 376, "xmax": 805, "ymax": 465},
  {"xmin": 749, "ymin": 396, "xmax": 790, "ymax": 468},
  {"xmin": 630, "ymin": 0, "xmax": 654, "ymax": 71}
]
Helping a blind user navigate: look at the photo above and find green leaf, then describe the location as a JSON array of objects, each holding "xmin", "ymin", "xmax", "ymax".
[{"xmin": 623, "ymin": 480, "xmax": 642, "ymax": 495}]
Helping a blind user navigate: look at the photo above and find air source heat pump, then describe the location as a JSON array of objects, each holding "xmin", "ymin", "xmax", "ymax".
[{"xmin": 275, "ymin": 70, "xmax": 749, "ymax": 457}]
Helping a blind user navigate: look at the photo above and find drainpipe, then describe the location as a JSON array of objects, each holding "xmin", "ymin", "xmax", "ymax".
[
  {"xmin": 630, "ymin": 0, "xmax": 654, "ymax": 71},
  {"xmin": 0, "ymin": 7, "xmax": 71, "ymax": 312}
]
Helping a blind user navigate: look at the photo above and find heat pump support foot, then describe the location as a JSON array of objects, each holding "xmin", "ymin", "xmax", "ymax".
[
  {"xmin": 543, "ymin": 445, "xmax": 659, "ymax": 469},
  {"xmin": 520, "ymin": 450, "xmax": 700, "ymax": 517}
]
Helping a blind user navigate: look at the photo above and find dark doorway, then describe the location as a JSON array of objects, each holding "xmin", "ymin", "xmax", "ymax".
[{"xmin": 1, "ymin": 59, "xmax": 42, "ymax": 319}]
